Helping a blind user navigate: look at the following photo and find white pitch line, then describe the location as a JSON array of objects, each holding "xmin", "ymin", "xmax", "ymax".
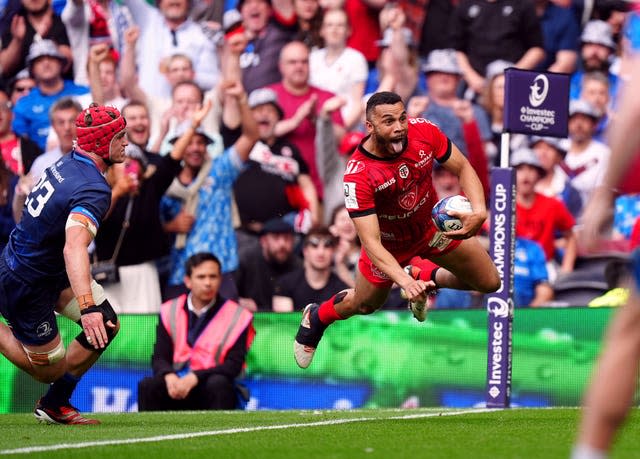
[{"xmin": 0, "ymin": 408, "xmax": 498, "ymax": 455}]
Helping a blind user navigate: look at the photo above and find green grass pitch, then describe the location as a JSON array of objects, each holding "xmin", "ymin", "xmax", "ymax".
[{"xmin": 1, "ymin": 408, "xmax": 639, "ymax": 458}]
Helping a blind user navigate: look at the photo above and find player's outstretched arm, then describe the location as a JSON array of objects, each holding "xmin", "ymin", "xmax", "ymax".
[
  {"xmin": 352, "ymin": 213, "xmax": 428, "ymax": 303},
  {"xmin": 63, "ymin": 225, "xmax": 109, "ymax": 349}
]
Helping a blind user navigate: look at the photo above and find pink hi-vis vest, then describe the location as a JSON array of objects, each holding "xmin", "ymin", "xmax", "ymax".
[{"xmin": 160, "ymin": 295, "xmax": 255, "ymax": 372}]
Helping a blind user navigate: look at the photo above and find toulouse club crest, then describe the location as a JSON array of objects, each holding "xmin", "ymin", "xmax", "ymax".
[
  {"xmin": 398, "ymin": 164, "xmax": 409, "ymax": 179},
  {"xmin": 398, "ymin": 185, "xmax": 418, "ymax": 210}
]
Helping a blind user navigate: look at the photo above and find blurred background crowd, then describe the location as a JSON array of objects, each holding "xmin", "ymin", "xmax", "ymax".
[{"xmin": 0, "ymin": 0, "xmax": 638, "ymax": 312}]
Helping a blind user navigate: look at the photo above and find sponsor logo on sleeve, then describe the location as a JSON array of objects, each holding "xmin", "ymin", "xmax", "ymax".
[{"xmin": 344, "ymin": 182, "xmax": 358, "ymax": 209}]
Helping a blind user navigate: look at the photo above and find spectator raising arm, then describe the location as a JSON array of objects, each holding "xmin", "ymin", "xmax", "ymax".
[
  {"xmin": 223, "ymin": 80, "xmax": 259, "ymax": 162},
  {"xmin": 118, "ymin": 26, "xmax": 147, "ymax": 104},
  {"xmin": 87, "ymin": 43, "xmax": 109, "ymax": 105},
  {"xmin": 169, "ymin": 99, "xmax": 214, "ymax": 162}
]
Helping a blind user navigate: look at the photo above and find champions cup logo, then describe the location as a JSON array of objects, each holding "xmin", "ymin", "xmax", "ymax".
[
  {"xmin": 505, "ymin": 68, "xmax": 568, "ymax": 138},
  {"xmin": 529, "ymin": 75, "xmax": 549, "ymax": 107},
  {"xmin": 487, "ymin": 297, "xmax": 510, "ymax": 318}
]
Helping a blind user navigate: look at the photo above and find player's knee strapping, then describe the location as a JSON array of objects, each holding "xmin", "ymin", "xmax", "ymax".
[
  {"xmin": 75, "ymin": 299, "xmax": 119, "ymax": 352},
  {"xmin": 23, "ymin": 340, "xmax": 66, "ymax": 366}
]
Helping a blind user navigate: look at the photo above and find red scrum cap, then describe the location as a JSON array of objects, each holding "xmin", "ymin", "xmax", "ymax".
[{"xmin": 75, "ymin": 104, "xmax": 126, "ymax": 159}]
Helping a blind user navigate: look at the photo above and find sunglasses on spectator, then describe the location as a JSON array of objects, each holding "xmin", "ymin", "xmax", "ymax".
[
  {"xmin": 305, "ymin": 237, "xmax": 336, "ymax": 249},
  {"xmin": 14, "ymin": 85, "xmax": 34, "ymax": 93}
]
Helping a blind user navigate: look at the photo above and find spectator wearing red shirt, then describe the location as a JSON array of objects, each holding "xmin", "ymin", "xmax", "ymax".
[
  {"xmin": 344, "ymin": 0, "xmax": 383, "ymax": 65},
  {"xmin": 269, "ymin": 40, "xmax": 345, "ymax": 200},
  {"xmin": 512, "ymin": 148, "xmax": 577, "ymax": 281}
]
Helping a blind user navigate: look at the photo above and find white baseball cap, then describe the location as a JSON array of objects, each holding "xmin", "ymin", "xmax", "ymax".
[
  {"xmin": 421, "ymin": 49, "xmax": 462, "ymax": 75},
  {"xmin": 581, "ymin": 20, "xmax": 616, "ymax": 50}
]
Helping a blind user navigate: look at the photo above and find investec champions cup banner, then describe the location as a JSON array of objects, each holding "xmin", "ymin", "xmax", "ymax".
[
  {"xmin": 485, "ymin": 168, "xmax": 516, "ymax": 408},
  {"xmin": 485, "ymin": 69, "xmax": 569, "ymax": 408},
  {"xmin": 503, "ymin": 68, "xmax": 569, "ymax": 137}
]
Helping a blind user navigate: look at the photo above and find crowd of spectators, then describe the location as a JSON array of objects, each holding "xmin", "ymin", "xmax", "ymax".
[{"xmin": 1, "ymin": 0, "xmax": 638, "ymax": 312}]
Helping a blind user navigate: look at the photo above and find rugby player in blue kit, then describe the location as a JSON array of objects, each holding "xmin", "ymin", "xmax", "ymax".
[{"xmin": 0, "ymin": 104, "xmax": 127, "ymax": 424}]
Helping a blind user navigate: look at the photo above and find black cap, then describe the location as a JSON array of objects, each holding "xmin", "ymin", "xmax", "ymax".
[{"xmin": 260, "ymin": 217, "xmax": 294, "ymax": 235}]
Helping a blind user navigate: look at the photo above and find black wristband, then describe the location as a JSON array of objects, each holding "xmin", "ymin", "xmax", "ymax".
[
  {"xmin": 80, "ymin": 305, "xmax": 101, "ymax": 315},
  {"xmin": 430, "ymin": 267, "xmax": 440, "ymax": 289}
]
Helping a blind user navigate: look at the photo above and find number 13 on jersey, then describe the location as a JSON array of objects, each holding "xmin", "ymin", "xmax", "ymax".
[{"xmin": 25, "ymin": 175, "xmax": 55, "ymax": 218}]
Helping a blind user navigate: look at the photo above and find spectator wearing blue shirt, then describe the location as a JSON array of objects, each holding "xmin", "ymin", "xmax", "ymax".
[
  {"xmin": 624, "ymin": 9, "xmax": 640, "ymax": 52},
  {"xmin": 435, "ymin": 237, "xmax": 552, "ymax": 308},
  {"xmin": 11, "ymin": 40, "xmax": 88, "ymax": 151},
  {"xmin": 569, "ymin": 20, "xmax": 619, "ymax": 103},
  {"xmin": 536, "ymin": 0, "xmax": 580, "ymax": 73},
  {"xmin": 613, "ymin": 194, "xmax": 640, "ymax": 242},
  {"xmin": 514, "ymin": 237, "xmax": 553, "ymax": 307},
  {"xmin": 160, "ymin": 81, "xmax": 259, "ymax": 301},
  {"xmin": 578, "ymin": 71, "xmax": 612, "ymax": 143},
  {"xmin": 407, "ymin": 49, "xmax": 492, "ymax": 156}
]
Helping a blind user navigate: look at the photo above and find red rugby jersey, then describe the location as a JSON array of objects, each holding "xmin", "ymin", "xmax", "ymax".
[{"xmin": 344, "ymin": 118, "xmax": 452, "ymax": 253}]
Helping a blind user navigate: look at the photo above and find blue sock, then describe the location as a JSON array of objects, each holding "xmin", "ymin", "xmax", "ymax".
[{"xmin": 41, "ymin": 373, "xmax": 80, "ymax": 407}]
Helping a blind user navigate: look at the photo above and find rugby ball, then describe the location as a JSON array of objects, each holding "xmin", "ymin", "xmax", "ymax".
[{"xmin": 431, "ymin": 195, "xmax": 472, "ymax": 232}]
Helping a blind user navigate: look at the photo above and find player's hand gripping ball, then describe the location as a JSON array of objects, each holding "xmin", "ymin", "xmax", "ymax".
[{"xmin": 431, "ymin": 195, "xmax": 473, "ymax": 232}]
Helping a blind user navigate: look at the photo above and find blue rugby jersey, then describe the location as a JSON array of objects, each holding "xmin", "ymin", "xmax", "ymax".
[{"xmin": 4, "ymin": 152, "xmax": 110, "ymax": 283}]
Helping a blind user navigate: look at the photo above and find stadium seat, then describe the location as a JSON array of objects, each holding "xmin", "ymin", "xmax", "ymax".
[{"xmin": 552, "ymin": 253, "xmax": 630, "ymax": 306}]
